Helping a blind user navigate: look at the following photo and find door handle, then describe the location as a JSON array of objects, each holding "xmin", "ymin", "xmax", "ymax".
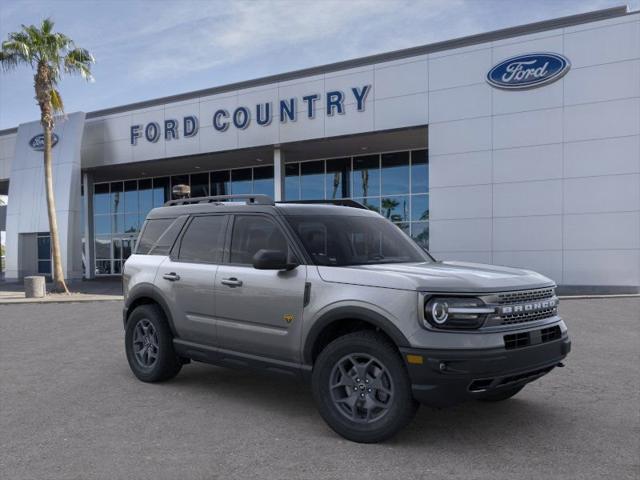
[
  {"xmin": 221, "ymin": 277, "xmax": 243, "ymax": 287},
  {"xmin": 162, "ymin": 272, "xmax": 181, "ymax": 281}
]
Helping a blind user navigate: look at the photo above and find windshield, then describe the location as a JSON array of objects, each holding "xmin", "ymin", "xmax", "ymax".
[{"xmin": 286, "ymin": 215, "xmax": 432, "ymax": 266}]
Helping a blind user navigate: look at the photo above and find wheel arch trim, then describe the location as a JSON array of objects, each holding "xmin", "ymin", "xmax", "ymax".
[
  {"xmin": 303, "ymin": 306, "xmax": 411, "ymax": 364},
  {"xmin": 124, "ymin": 283, "xmax": 178, "ymax": 337}
]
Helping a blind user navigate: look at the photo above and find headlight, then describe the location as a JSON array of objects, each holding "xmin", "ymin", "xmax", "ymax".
[{"xmin": 424, "ymin": 297, "xmax": 494, "ymax": 329}]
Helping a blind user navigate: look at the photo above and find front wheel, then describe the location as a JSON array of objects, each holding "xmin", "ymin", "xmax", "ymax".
[{"xmin": 312, "ymin": 331, "xmax": 418, "ymax": 443}]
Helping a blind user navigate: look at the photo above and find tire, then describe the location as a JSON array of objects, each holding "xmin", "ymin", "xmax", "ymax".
[
  {"xmin": 311, "ymin": 331, "xmax": 418, "ymax": 443},
  {"xmin": 125, "ymin": 304, "xmax": 182, "ymax": 383},
  {"xmin": 477, "ymin": 385, "xmax": 524, "ymax": 402}
]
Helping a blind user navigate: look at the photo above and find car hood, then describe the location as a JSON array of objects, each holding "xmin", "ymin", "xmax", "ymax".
[{"xmin": 316, "ymin": 261, "xmax": 554, "ymax": 293}]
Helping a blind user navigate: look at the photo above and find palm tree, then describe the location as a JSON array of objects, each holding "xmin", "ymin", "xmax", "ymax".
[{"xmin": 0, "ymin": 18, "xmax": 94, "ymax": 292}]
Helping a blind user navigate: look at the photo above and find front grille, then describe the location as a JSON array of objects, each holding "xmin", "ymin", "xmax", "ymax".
[
  {"xmin": 501, "ymin": 307, "xmax": 558, "ymax": 325},
  {"xmin": 496, "ymin": 287, "xmax": 555, "ymax": 305},
  {"xmin": 504, "ymin": 325, "xmax": 562, "ymax": 350},
  {"xmin": 496, "ymin": 287, "xmax": 558, "ymax": 325}
]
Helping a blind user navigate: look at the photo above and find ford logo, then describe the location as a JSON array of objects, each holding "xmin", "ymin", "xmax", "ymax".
[
  {"xmin": 29, "ymin": 133, "xmax": 59, "ymax": 151},
  {"xmin": 487, "ymin": 53, "xmax": 570, "ymax": 90}
]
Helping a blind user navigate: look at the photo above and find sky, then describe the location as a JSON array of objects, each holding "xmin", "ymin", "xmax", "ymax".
[{"xmin": 0, "ymin": 0, "xmax": 636, "ymax": 130}]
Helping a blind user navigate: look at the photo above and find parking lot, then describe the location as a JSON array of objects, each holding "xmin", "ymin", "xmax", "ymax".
[{"xmin": 0, "ymin": 297, "xmax": 638, "ymax": 480}]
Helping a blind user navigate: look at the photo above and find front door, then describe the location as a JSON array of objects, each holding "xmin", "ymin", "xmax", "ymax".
[
  {"xmin": 158, "ymin": 214, "xmax": 228, "ymax": 346},
  {"xmin": 215, "ymin": 214, "xmax": 307, "ymax": 362}
]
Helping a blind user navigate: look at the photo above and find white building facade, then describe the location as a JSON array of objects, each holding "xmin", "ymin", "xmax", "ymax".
[{"xmin": 0, "ymin": 6, "xmax": 638, "ymax": 293}]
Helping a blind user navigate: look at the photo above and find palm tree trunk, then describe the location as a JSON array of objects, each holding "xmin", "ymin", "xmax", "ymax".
[{"xmin": 43, "ymin": 123, "xmax": 68, "ymax": 293}]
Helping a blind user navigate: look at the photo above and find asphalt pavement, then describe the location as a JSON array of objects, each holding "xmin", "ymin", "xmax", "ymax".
[{"xmin": 0, "ymin": 297, "xmax": 638, "ymax": 480}]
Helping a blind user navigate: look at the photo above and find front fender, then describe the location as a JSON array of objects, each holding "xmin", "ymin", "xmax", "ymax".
[{"xmin": 302, "ymin": 305, "xmax": 411, "ymax": 364}]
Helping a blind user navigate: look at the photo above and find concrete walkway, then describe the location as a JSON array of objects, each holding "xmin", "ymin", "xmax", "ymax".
[{"xmin": 0, "ymin": 277, "xmax": 123, "ymax": 303}]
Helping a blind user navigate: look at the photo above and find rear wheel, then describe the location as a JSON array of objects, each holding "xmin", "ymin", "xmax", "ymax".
[
  {"xmin": 312, "ymin": 331, "xmax": 418, "ymax": 443},
  {"xmin": 125, "ymin": 304, "xmax": 182, "ymax": 382},
  {"xmin": 477, "ymin": 385, "xmax": 524, "ymax": 402}
]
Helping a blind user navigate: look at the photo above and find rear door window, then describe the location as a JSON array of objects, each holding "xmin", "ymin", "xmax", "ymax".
[
  {"xmin": 177, "ymin": 215, "xmax": 228, "ymax": 264},
  {"xmin": 136, "ymin": 216, "xmax": 186, "ymax": 255}
]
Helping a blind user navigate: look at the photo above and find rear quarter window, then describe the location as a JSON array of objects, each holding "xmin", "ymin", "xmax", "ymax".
[{"xmin": 136, "ymin": 216, "xmax": 186, "ymax": 255}]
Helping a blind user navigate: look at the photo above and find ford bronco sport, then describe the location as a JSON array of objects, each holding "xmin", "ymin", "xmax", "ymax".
[{"xmin": 123, "ymin": 194, "xmax": 571, "ymax": 443}]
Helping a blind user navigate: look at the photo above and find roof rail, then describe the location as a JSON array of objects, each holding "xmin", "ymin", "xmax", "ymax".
[
  {"xmin": 276, "ymin": 199, "xmax": 368, "ymax": 209},
  {"xmin": 165, "ymin": 194, "xmax": 275, "ymax": 206}
]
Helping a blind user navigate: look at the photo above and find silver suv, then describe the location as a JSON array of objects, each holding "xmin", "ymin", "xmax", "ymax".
[{"xmin": 123, "ymin": 194, "xmax": 570, "ymax": 443}]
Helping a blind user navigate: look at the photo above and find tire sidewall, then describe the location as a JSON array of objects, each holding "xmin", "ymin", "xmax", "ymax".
[
  {"xmin": 125, "ymin": 304, "xmax": 180, "ymax": 382},
  {"xmin": 312, "ymin": 332, "xmax": 417, "ymax": 443}
]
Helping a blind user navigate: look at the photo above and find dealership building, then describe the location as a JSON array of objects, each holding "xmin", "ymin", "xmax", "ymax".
[{"xmin": 0, "ymin": 5, "xmax": 638, "ymax": 293}]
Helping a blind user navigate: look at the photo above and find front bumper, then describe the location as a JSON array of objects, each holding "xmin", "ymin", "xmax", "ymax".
[{"xmin": 400, "ymin": 334, "xmax": 571, "ymax": 407}]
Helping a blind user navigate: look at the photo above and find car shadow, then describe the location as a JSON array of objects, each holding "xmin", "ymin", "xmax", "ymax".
[{"xmin": 148, "ymin": 362, "xmax": 566, "ymax": 446}]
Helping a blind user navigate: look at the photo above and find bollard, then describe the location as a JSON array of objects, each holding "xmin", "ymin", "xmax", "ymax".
[{"xmin": 24, "ymin": 276, "xmax": 46, "ymax": 298}]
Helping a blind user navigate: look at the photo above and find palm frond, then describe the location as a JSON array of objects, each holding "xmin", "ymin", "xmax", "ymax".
[
  {"xmin": 22, "ymin": 24, "xmax": 42, "ymax": 49},
  {"xmin": 41, "ymin": 17, "xmax": 54, "ymax": 35},
  {"xmin": 2, "ymin": 39, "xmax": 28, "ymax": 56},
  {"xmin": 50, "ymin": 88, "xmax": 64, "ymax": 113},
  {"xmin": 53, "ymin": 32, "xmax": 72, "ymax": 50},
  {"xmin": 0, "ymin": 51, "xmax": 20, "ymax": 70},
  {"xmin": 64, "ymin": 47, "xmax": 94, "ymax": 81}
]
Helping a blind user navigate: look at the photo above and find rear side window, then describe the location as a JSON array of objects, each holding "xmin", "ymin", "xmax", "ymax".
[
  {"xmin": 178, "ymin": 215, "xmax": 227, "ymax": 263},
  {"xmin": 136, "ymin": 217, "xmax": 186, "ymax": 255},
  {"xmin": 229, "ymin": 215, "xmax": 289, "ymax": 264}
]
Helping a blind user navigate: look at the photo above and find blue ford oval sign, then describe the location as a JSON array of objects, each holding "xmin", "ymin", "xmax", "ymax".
[
  {"xmin": 29, "ymin": 133, "xmax": 59, "ymax": 151},
  {"xmin": 487, "ymin": 53, "xmax": 570, "ymax": 90}
]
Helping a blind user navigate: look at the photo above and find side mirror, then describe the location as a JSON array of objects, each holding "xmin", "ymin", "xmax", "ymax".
[{"xmin": 252, "ymin": 249, "xmax": 298, "ymax": 271}]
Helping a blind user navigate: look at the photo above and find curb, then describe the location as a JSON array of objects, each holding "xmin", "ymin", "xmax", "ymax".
[
  {"xmin": 559, "ymin": 294, "xmax": 640, "ymax": 300},
  {"xmin": 0, "ymin": 296, "xmax": 123, "ymax": 305}
]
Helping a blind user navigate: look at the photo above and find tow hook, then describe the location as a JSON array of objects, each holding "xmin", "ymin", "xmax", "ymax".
[{"xmin": 557, "ymin": 362, "xmax": 565, "ymax": 368}]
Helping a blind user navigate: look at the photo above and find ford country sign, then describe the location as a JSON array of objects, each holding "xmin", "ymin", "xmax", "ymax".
[
  {"xmin": 29, "ymin": 133, "xmax": 59, "ymax": 151},
  {"xmin": 487, "ymin": 53, "xmax": 570, "ymax": 90}
]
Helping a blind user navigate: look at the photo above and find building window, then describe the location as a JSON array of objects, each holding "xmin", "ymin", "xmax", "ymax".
[
  {"xmin": 211, "ymin": 171, "xmax": 230, "ymax": 196},
  {"xmin": 37, "ymin": 232, "xmax": 51, "ymax": 275},
  {"xmin": 285, "ymin": 163, "xmax": 300, "ymax": 200},
  {"xmin": 300, "ymin": 161, "xmax": 325, "ymax": 200},
  {"xmin": 89, "ymin": 153, "xmax": 427, "ymax": 276},
  {"xmin": 231, "ymin": 168, "xmax": 252, "ymax": 194},
  {"xmin": 190, "ymin": 173, "xmax": 210, "ymax": 198},
  {"xmin": 381, "ymin": 151, "xmax": 410, "ymax": 195},
  {"xmin": 353, "ymin": 155, "xmax": 380, "ymax": 198},
  {"xmin": 326, "ymin": 158, "xmax": 350, "ymax": 199},
  {"xmin": 253, "ymin": 166, "xmax": 274, "ymax": 197},
  {"xmin": 153, "ymin": 177, "xmax": 170, "ymax": 207},
  {"xmin": 283, "ymin": 148, "xmax": 429, "ymax": 248},
  {"xmin": 92, "ymin": 163, "xmax": 275, "ymax": 274}
]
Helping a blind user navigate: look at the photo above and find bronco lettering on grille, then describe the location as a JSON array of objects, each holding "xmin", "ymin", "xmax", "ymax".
[{"xmin": 499, "ymin": 298, "xmax": 557, "ymax": 316}]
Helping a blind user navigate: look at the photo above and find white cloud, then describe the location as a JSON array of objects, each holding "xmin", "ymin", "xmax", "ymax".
[
  {"xmin": 0, "ymin": 0, "xmax": 626, "ymax": 129},
  {"xmin": 90, "ymin": 0, "xmax": 474, "ymax": 81}
]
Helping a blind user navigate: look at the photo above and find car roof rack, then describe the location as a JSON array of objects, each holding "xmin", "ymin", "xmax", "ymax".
[
  {"xmin": 165, "ymin": 194, "xmax": 275, "ymax": 206},
  {"xmin": 276, "ymin": 199, "xmax": 368, "ymax": 209}
]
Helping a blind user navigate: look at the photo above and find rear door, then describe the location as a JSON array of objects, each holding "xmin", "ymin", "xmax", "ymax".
[
  {"xmin": 214, "ymin": 214, "xmax": 307, "ymax": 362},
  {"xmin": 157, "ymin": 214, "xmax": 228, "ymax": 346}
]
